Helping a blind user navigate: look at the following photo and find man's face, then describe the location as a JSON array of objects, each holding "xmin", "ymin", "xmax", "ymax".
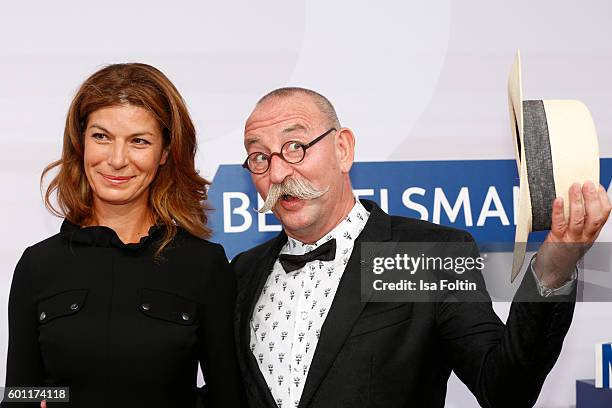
[{"xmin": 244, "ymin": 95, "xmax": 345, "ymax": 241}]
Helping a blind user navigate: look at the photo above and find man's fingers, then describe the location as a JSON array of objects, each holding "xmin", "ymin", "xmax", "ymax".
[
  {"xmin": 567, "ymin": 182, "xmax": 586, "ymax": 239},
  {"xmin": 583, "ymin": 181, "xmax": 604, "ymax": 239},
  {"xmin": 550, "ymin": 196, "xmax": 567, "ymax": 237},
  {"xmin": 599, "ymin": 184, "xmax": 612, "ymax": 218},
  {"xmin": 41, "ymin": 400, "xmax": 47, "ymax": 408}
]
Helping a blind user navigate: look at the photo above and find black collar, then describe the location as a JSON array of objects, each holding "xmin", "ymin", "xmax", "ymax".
[{"xmin": 59, "ymin": 219, "xmax": 164, "ymax": 251}]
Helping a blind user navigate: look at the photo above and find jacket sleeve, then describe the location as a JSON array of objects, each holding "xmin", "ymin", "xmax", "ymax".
[
  {"xmin": 196, "ymin": 245, "xmax": 247, "ymax": 408},
  {"xmin": 2, "ymin": 247, "xmax": 45, "ymax": 408},
  {"xmin": 436, "ymin": 234, "xmax": 575, "ymax": 408}
]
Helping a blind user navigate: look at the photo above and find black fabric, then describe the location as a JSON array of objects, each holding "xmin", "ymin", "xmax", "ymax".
[
  {"xmin": 278, "ymin": 239, "xmax": 336, "ymax": 273},
  {"xmin": 523, "ymin": 99, "xmax": 557, "ymax": 231},
  {"xmin": 233, "ymin": 199, "xmax": 576, "ymax": 408},
  {"xmin": 3, "ymin": 220, "xmax": 246, "ymax": 408}
]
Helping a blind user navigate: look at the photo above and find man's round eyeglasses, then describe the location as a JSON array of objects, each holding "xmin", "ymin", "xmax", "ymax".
[{"xmin": 242, "ymin": 128, "xmax": 337, "ymax": 174}]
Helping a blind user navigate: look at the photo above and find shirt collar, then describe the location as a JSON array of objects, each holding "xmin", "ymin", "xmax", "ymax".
[{"xmin": 281, "ymin": 200, "xmax": 370, "ymax": 256}]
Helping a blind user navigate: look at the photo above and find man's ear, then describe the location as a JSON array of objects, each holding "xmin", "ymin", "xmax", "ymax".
[
  {"xmin": 335, "ymin": 127, "xmax": 355, "ymax": 173},
  {"xmin": 160, "ymin": 148, "xmax": 169, "ymax": 166}
]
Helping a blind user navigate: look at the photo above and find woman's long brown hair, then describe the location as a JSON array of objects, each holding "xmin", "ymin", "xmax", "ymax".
[{"xmin": 41, "ymin": 63, "xmax": 211, "ymax": 256}]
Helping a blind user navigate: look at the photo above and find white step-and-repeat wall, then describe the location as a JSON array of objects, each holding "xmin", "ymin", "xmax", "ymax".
[{"xmin": 1, "ymin": 1, "xmax": 611, "ymax": 407}]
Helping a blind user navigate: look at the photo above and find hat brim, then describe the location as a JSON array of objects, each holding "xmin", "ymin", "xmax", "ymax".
[{"xmin": 508, "ymin": 50, "xmax": 531, "ymax": 282}]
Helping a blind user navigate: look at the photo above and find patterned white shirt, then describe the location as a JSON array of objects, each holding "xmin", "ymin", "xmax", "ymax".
[{"xmin": 250, "ymin": 200, "xmax": 370, "ymax": 408}]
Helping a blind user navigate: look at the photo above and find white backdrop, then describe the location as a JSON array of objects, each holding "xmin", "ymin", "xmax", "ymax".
[{"xmin": 1, "ymin": 1, "xmax": 611, "ymax": 407}]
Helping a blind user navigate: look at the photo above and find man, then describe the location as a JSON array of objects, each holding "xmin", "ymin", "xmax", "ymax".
[{"xmin": 232, "ymin": 87, "xmax": 611, "ymax": 408}]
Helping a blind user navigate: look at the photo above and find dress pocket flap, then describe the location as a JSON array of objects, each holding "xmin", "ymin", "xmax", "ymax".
[
  {"xmin": 37, "ymin": 289, "xmax": 88, "ymax": 325},
  {"xmin": 138, "ymin": 288, "xmax": 197, "ymax": 325}
]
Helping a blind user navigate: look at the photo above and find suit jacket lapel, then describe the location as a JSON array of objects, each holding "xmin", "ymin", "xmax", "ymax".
[
  {"xmin": 298, "ymin": 200, "xmax": 393, "ymax": 408},
  {"xmin": 238, "ymin": 232, "xmax": 287, "ymax": 408}
]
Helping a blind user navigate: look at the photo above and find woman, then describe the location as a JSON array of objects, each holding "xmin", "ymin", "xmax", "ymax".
[{"xmin": 3, "ymin": 64, "xmax": 245, "ymax": 407}]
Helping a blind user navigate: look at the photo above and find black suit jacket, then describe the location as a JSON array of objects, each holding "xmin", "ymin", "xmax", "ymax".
[{"xmin": 233, "ymin": 200, "xmax": 575, "ymax": 408}]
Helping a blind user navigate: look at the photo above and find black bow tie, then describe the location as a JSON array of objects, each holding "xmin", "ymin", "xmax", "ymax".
[{"xmin": 278, "ymin": 239, "xmax": 337, "ymax": 273}]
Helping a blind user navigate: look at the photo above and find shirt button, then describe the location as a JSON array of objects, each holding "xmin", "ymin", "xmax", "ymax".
[
  {"xmin": 70, "ymin": 303, "xmax": 79, "ymax": 311},
  {"xmin": 141, "ymin": 303, "xmax": 151, "ymax": 311},
  {"xmin": 300, "ymin": 311, "xmax": 308, "ymax": 320},
  {"xmin": 181, "ymin": 312, "xmax": 191, "ymax": 321},
  {"xmin": 39, "ymin": 312, "xmax": 46, "ymax": 321}
]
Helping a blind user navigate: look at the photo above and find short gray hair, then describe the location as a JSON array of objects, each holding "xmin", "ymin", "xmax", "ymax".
[{"xmin": 256, "ymin": 87, "xmax": 341, "ymax": 129}]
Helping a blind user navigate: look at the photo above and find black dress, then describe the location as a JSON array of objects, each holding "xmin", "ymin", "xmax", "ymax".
[{"xmin": 3, "ymin": 220, "xmax": 246, "ymax": 408}]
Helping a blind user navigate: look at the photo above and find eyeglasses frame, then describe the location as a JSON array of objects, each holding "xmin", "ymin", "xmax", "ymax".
[{"xmin": 242, "ymin": 127, "xmax": 337, "ymax": 174}]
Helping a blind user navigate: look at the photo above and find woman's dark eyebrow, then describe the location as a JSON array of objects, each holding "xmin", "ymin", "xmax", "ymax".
[
  {"xmin": 88, "ymin": 124, "xmax": 111, "ymax": 134},
  {"xmin": 88, "ymin": 124, "xmax": 154, "ymax": 137}
]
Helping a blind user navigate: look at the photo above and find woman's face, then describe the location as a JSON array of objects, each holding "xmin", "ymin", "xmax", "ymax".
[{"xmin": 83, "ymin": 105, "xmax": 168, "ymax": 209}]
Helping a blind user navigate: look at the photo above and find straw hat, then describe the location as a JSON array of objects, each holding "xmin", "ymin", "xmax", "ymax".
[{"xmin": 508, "ymin": 50, "xmax": 599, "ymax": 282}]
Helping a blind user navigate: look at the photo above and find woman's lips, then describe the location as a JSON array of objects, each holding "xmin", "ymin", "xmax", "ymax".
[{"xmin": 100, "ymin": 173, "xmax": 134, "ymax": 185}]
